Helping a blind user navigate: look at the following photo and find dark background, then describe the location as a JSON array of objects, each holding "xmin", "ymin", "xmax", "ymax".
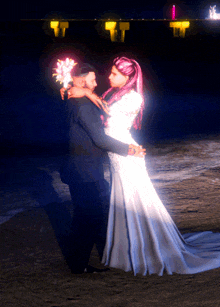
[
  {"xmin": 0, "ymin": 0, "xmax": 213, "ymax": 20},
  {"xmin": 1, "ymin": 19, "xmax": 220, "ymax": 156}
]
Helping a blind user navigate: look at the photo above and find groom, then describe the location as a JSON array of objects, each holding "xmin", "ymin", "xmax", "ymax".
[{"xmin": 60, "ymin": 64, "xmax": 145, "ymax": 273}]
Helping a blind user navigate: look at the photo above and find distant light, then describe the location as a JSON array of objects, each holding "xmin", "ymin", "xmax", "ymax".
[
  {"xmin": 105, "ymin": 21, "xmax": 117, "ymax": 42},
  {"xmin": 169, "ymin": 21, "xmax": 190, "ymax": 38},
  {"xmin": 170, "ymin": 21, "xmax": 190, "ymax": 28},
  {"xmin": 209, "ymin": 5, "xmax": 220, "ymax": 19},
  {"xmin": 172, "ymin": 4, "xmax": 176, "ymax": 20},
  {"xmin": 104, "ymin": 21, "xmax": 130, "ymax": 42},
  {"xmin": 105, "ymin": 21, "xmax": 117, "ymax": 30},
  {"xmin": 50, "ymin": 21, "xmax": 59, "ymax": 28},
  {"xmin": 50, "ymin": 21, "xmax": 59, "ymax": 37},
  {"xmin": 119, "ymin": 22, "xmax": 130, "ymax": 42}
]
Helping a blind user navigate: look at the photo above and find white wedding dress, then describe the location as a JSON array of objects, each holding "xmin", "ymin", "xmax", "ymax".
[{"xmin": 102, "ymin": 90, "xmax": 220, "ymax": 276}]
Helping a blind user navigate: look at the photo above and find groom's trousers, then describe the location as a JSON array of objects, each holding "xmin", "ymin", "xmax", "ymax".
[{"xmin": 66, "ymin": 179, "xmax": 110, "ymax": 273}]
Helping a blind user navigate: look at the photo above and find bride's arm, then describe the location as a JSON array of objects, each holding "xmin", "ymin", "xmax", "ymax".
[
  {"xmin": 84, "ymin": 90, "xmax": 109, "ymax": 115},
  {"xmin": 65, "ymin": 87, "xmax": 109, "ymax": 114}
]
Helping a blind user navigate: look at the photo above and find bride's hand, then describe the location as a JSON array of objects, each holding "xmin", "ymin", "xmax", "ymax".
[
  {"xmin": 67, "ymin": 87, "xmax": 88, "ymax": 99},
  {"xmin": 84, "ymin": 91, "xmax": 110, "ymax": 115},
  {"xmin": 60, "ymin": 84, "xmax": 72, "ymax": 100},
  {"xmin": 128, "ymin": 145, "xmax": 146, "ymax": 157},
  {"xmin": 66, "ymin": 87, "xmax": 93, "ymax": 100},
  {"xmin": 62, "ymin": 86, "xmax": 109, "ymax": 115}
]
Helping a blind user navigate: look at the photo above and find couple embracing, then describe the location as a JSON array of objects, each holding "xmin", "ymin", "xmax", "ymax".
[{"xmin": 60, "ymin": 55, "xmax": 220, "ymax": 276}]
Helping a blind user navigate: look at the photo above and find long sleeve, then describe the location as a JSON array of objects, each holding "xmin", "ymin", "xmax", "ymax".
[{"xmin": 77, "ymin": 101, "xmax": 129, "ymax": 156}]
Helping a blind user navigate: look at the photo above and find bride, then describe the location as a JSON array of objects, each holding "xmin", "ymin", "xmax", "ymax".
[{"xmin": 68, "ymin": 56, "xmax": 220, "ymax": 276}]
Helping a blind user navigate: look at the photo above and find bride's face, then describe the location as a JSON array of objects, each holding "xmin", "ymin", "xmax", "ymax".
[{"xmin": 109, "ymin": 65, "xmax": 129, "ymax": 88}]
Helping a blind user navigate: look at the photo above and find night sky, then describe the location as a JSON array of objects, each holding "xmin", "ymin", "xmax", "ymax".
[
  {"xmin": 1, "ymin": 0, "xmax": 220, "ymax": 152},
  {"xmin": 2, "ymin": 0, "xmax": 213, "ymax": 20}
]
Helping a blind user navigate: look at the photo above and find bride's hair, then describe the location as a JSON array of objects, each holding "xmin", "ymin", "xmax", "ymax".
[{"xmin": 102, "ymin": 56, "xmax": 145, "ymax": 130}]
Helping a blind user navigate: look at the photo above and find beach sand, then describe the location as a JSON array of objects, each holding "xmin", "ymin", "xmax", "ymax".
[{"xmin": 1, "ymin": 164, "xmax": 220, "ymax": 307}]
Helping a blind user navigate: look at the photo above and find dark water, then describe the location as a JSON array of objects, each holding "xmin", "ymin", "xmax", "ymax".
[{"xmin": 1, "ymin": 20, "xmax": 220, "ymax": 156}]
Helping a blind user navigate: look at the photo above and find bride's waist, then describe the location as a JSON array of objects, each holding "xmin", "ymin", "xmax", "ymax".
[
  {"xmin": 105, "ymin": 128, "xmax": 133, "ymax": 142},
  {"xmin": 105, "ymin": 126, "xmax": 131, "ymax": 134}
]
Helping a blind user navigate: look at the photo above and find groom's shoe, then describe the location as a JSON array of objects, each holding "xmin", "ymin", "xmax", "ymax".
[
  {"xmin": 85, "ymin": 265, "xmax": 110, "ymax": 273},
  {"xmin": 68, "ymin": 265, "xmax": 109, "ymax": 274},
  {"xmin": 70, "ymin": 265, "xmax": 109, "ymax": 274},
  {"xmin": 66, "ymin": 257, "xmax": 110, "ymax": 274},
  {"xmin": 65, "ymin": 258, "xmax": 85, "ymax": 274},
  {"xmin": 69, "ymin": 266, "xmax": 85, "ymax": 274}
]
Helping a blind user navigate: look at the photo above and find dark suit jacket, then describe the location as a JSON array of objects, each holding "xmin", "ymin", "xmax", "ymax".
[{"xmin": 60, "ymin": 97, "xmax": 129, "ymax": 184}]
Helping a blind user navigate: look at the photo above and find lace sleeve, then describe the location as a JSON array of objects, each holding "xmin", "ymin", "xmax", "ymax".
[
  {"xmin": 106, "ymin": 91, "xmax": 144, "ymax": 135},
  {"xmin": 121, "ymin": 91, "xmax": 143, "ymax": 116}
]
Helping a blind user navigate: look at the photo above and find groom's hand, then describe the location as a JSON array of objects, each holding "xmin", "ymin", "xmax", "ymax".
[{"xmin": 128, "ymin": 144, "xmax": 146, "ymax": 157}]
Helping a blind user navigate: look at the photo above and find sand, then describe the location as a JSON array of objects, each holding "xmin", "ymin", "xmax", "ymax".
[{"xmin": 1, "ymin": 163, "xmax": 220, "ymax": 307}]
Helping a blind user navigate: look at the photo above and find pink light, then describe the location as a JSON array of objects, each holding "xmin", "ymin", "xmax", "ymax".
[{"xmin": 172, "ymin": 5, "xmax": 176, "ymax": 20}]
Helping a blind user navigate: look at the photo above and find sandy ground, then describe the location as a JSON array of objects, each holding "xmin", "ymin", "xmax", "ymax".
[
  {"xmin": 1, "ymin": 174, "xmax": 220, "ymax": 306},
  {"xmin": 1, "ymin": 141, "xmax": 220, "ymax": 306}
]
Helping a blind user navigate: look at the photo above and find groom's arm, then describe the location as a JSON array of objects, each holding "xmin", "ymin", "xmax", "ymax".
[{"xmin": 76, "ymin": 99, "xmax": 129, "ymax": 156}]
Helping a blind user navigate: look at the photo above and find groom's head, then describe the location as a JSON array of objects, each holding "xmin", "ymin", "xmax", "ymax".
[{"xmin": 73, "ymin": 64, "xmax": 97, "ymax": 92}]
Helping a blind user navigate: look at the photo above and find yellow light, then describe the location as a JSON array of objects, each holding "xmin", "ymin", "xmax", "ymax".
[
  {"xmin": 105, "ymin": 21, "xmax": 117, "ymax": 42},
  {"xmin": 50, "ymin": 21, "xmax": 59, "ymax": 29},
  {"xmin": 50, "ymin": 20, "xmax": 69, "ymax": 38},
  {"xmin": 119, "ymin": 22, "xmax": 130, "ymax": 31},
  {"xmin": 119, "ymin": 22, "xmax": 130, "ymax": 43},
  {"xmin": 59, "ymin": 22, "xmax": 69, "ymax": 29},
  {"xmin": 105, "ymin": 21, "xmax": 117, "ymax": 30},
  {"xmin": 182, "ymin": 21, "xmax": 190, "ymax": 28},
  {"xmin": 50, "ymin": 21, "xmax": 59, "ymax": 37},
  {"xmin": 169, "ymin": 21, "xmax": 190, "ymax": 38},
  {"xmin": 105, "ymin": 21, "xmax": 130, "ymax": 43},
  {"xmin": 170, "ymin": 21, "xmax": 189, "ymax": 28},
  {"xmin": 59, "ymin": 21, "xmax": 69, "ymax": 37}
]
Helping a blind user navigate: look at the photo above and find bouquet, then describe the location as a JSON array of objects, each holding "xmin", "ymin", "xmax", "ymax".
[{"xmin": 53, "ymin": 58, "xmax": 77, "ymax": 89}]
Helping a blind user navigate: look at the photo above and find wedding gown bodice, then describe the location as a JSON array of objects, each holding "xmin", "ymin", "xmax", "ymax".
[
  {"xmin": 104, "ymin": 90, "xmax": 142, "ymax": 143},
  {"xmin": 104, "ymin": 90, "xmax": 143, "ymax": 174}
]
